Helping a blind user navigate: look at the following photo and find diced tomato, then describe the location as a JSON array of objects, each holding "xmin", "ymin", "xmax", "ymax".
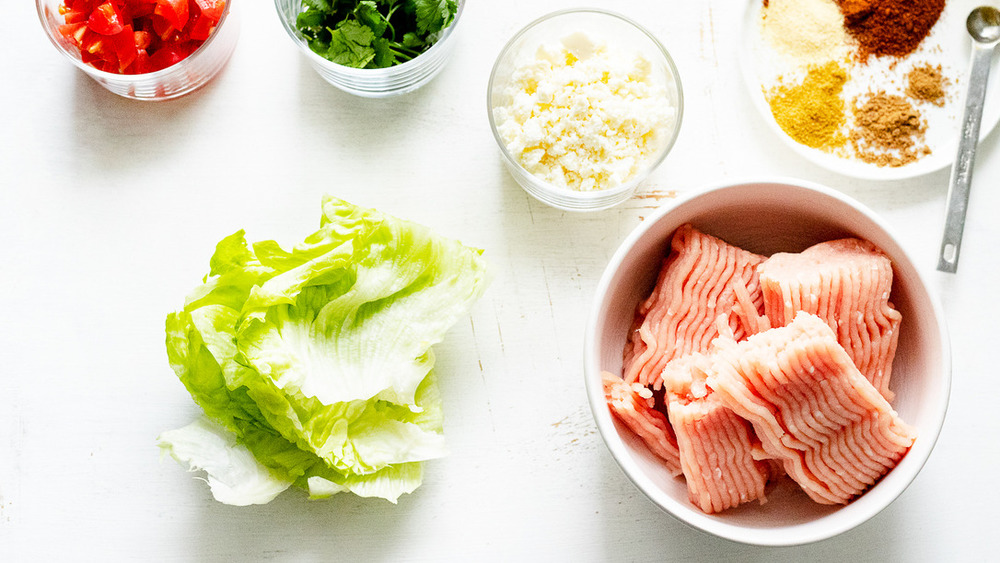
[
  {"xmin": 127, "ymin": 49, "xmax": 153, "ymax": 74},
  {"xmin": 133, "ymin": 29, "xmax": 152, "ymax": 51},
  {"xmin": 150, "ymin": 13, "xmax": 177, "ymax": 41},
  {"xmin": 127, "ymin": 0, "xmax": 158, "ymax": 19},
  {"xmin": 79, "ymin": 27, "xmax": 105, "ymax": 55},
  {"xmin": 64, "ymin": 0, "xmax": 100, "ymax": 13},
  {"xmin": 61, "ymin": 8, "xmax": 90, "ymax": 24},
  {"xmin": 109, "ymin": 25, "xmax": 139, "ymax": 72},
  {"xmin": 58, "ymin": 21, "xmax": 87, "ymax": 42},
  {"xmin": 57, "ymin": 0, "xmax": 220, "ymax": 74},
  {"xmin": 187, "ymin": 12, "xmax": 213, "ymax": 41},
  {"xmin": 193, "ymin": 0, "xmax": 225, "ymax": 24},
  {"xmin": 148, "ymin": 41, "xmax": 193, "ymax": 71},
  {"xmin": 87, "ymin": 1, "xmax": 125, "ymax": 35},
  {"xmin": 153, "ymin": 0, "xmax": 189, "ymax": 31}
]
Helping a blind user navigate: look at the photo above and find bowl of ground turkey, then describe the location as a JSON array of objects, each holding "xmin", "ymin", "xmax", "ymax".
[{"xmin": 583, "ymin": 178, "xmax": 950, "ymax": 546}]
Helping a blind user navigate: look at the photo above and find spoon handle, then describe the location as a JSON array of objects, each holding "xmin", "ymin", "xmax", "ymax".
[{"xmin": 938, "ymin": 43, "xmax": 994, "ymax": 273}]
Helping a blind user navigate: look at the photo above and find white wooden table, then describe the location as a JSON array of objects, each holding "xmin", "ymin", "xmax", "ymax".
[{"xmin": 2, "ymin": 1, "xmax": 997, "ymax": 560}]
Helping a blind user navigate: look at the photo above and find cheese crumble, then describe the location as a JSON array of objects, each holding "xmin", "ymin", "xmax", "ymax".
[{"xmin": 493, "ymin": 33, "xmax": 676, "ymax": 192}]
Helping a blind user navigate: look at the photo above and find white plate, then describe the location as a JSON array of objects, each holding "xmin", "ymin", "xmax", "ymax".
[{"xmin": 740, "ymin": 0, "xmax": 1000, "ymax": 180}]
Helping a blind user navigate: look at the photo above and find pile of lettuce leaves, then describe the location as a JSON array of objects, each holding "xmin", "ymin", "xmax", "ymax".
[{"xmin": 158, "ymin": 196, "xmax": 490, "ymax": 505}]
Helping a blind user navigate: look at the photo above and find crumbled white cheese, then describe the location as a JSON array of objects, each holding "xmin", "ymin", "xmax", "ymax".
[{"xmin": 493, "ymin": 33, "xmax": 676, "ymax": 192}]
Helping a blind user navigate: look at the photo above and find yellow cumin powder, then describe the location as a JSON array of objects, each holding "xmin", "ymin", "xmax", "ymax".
[{"xmin": 766, "ymin": 61, "xmax": 850, "ymax": 151}]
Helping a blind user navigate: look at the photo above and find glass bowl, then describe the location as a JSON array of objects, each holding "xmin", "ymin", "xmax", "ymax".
[
  {"xmin": 488, "ymin": 9, "xmax": 683, "ymax": 212},
  {"xmin": 37, "ymin": 0, "xmax": 240, "ymax": 101},
  {"xmin": 584, "ymin": 178, "xmax": 950, "ymax": 545},
  {"xmin": 274, "ymin": 0, "xmax": 464, "ymax": 98}
]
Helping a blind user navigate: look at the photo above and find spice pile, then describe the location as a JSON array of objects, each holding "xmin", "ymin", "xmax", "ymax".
[{"xmin": 758, "ymin": 0, "xmax": 952, "ymax": 168}]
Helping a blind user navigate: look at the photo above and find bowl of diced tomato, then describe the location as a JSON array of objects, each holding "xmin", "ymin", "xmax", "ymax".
[{"xmin": 37, "ymin": 0, "xmax": 239, "ymax": 100}]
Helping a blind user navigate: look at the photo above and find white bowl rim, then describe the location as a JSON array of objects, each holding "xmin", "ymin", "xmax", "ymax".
[{"xmin": 583, "ymin": 176, "xmax": 952, "ymax": 546}]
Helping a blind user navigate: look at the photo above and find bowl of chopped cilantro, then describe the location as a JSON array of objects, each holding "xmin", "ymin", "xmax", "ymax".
[{"xmin": 275, "ymin": 0, "xmax": 463, "ymax": 97}]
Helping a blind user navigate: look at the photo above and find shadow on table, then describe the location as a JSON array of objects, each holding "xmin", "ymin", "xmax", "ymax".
[
  {"xmin": 187, "ymin": 485, "xmax": 434, "ymax": 560},
  {"xmin": 588, "ymin": 445, "xmax": 918, "ymax": 561},
  {"xmin": 288, "ymin": 56, "xmax": 468, "ymax": 166},
  {"xmin": 64, "ymin": 69, "xmax": 229, "ymax": 179}
]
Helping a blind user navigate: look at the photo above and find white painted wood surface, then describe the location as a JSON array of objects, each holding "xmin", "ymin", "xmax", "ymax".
[{"xmin": 2, "ymin": 1, "xmax": 998, "ymax": 560}]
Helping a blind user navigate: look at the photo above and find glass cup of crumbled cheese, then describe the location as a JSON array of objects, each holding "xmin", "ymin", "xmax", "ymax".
[{"xmin": 488, "ymin": 9, "xmax": 683, "ymax": 211}]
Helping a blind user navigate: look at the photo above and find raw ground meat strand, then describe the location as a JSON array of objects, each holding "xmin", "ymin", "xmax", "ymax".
[
  {"xmin": 622, "ymin": 224, "xmax": 766, "ymax": 389},
  {"xmin": 758, "ymin": 238, "xmax": 901, "ymax": 400},
  {"xmin": 663, "ymin": 354, "xmax": 772, "ymax": 514},
  {"xmin": 602, "ymin": 371, "xmax": 683, "ymax": 475},
  {"xmin": 670, "ymin": 400, "xmax": 769, "ymax": 513},
  {"xmin": 706, "ymin": 312, "xmax": 916, "ymax": 505},
  {"xmin": 731, "ymin": 279, "xmax": 771, "ymax": 336}
]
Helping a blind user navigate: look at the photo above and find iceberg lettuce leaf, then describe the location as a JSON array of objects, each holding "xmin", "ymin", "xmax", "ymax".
[
  {"xmin": 157, "ymin": 417, "xmax": 294, "ymax": 506},
  {"xmin": 161, "ymin": 196, "xmax": 489, "ymax": 504}
]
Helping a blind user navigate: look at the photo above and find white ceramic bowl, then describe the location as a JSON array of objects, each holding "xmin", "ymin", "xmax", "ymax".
[
  {"xmin": 37, "ymin": 0, "xmax": 239, "ymax": 101},
  {"xmin": 488, "ymin": 9, "xmax": 683, "ymax": 212},
  {"xmin": 274, "ymin": 0, "xmax": 463, "ymax": 98},
  {"xmin": 583, "ymin": 178, "xmax": 951, "ymax": 545}
]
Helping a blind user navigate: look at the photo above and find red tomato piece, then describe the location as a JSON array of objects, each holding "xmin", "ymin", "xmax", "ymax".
[
  {"xmin": 64, "ymin": 0, "xmax": 99, "ymax": 13},
  {"xmin": 87, "ymin": 1, "xmax": 125, "ymax": 36},
  {"xmin": 110, "ymin": 25, "xmax": 139, "ymax": 72},
  {"xmin": 193, "ymin": 0, "xmax": 225, "ymax": 24},
  {"xmin": 187, "ymin": 13, "xmax": 213, "ymax": 41},
  {"xmin": 128, "ymin": 49, "xmax": 153, "ymax": 74},
  {"xmin": 133, "ymin": 29, "xmax": 152, "ymax": 51},
  {"xmin": 128, "ymin": 0, "xmax": 158, "ymax": 19},
  {"xmin": 58, "ymin": 21, "xmax": 88, "ymax": 43},
  {"xmin": 79, "ymin": 27, "xmax": 106, "ymax": 55},
  {"xmin": 150, "ymin": 13, "xmax": 177, "ymax": 41},
  {"xmin": 153, "ymin": 0, "xmax": 189, "ymax": 31},
  {"xmin": 148, "ymin": 41, "xmax": 193, "ymax": 71},
  {"xmin": 61, "ymin": 8, "xmax": 90, "ymax": 24}
]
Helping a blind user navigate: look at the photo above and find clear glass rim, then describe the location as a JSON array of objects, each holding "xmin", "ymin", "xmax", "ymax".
[
  {"xmin": 486, "ymin": 8, "xmax": 685, "ymax": 205},
  {"xmin": 36, "ymin": 0, "xmax": 236, "ymax": 82},
  {"xmin": 274, "ymin": 0, "xmax": 465, "ymax": 77}
]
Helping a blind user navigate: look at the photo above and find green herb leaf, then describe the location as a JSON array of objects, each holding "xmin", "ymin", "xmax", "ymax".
[
  {"xmin": 354, "ymin": 1, "xmax": 390, "ymax": 37},
  {"xmin": 408, "ymin": 0, "xmax": 456, "ymax": 35},
  {"xmin": 303, "ymin": 0, "xmax": 333, "ymax": 11},
  {"xmin": 372, "ymin": 37, "xmax": 396, "ymax": 67},
  {"xmin": 401, "ymin": 31, "xmax": 423, "ymax": 49},
  {"xmin": 296, "ymin": 10, "xmax": 327, "ymax": 39},
  {"xmin": 296, "ymin": 0, "xmax": 457, "ymax": 68},
  {"xmin": 327, "ymin": 20, "xmax": 377, "ymax": 68}
]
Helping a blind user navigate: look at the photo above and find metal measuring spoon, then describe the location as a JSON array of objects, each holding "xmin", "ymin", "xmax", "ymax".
[{"xmin": 938, "ymin": 6, "xmax": 1000, "ymax": 273}]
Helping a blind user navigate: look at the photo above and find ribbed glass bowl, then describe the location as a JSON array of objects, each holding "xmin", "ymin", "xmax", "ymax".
[
  {"xmin": 274, "ymin": 0, "xmax": 463, "ymax": 98},
  {"xmin": 37, "ymin": 0, "xmax": 239, "ymax": 101},
  {"xmin": 488, "ymin": 9, "xmax": 683, "ymax": 212}
]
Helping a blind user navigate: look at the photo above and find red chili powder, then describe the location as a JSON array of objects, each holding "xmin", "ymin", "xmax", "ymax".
[{"xmin": 837, "ymin": 0, "xmax": 946, "ymax": 61}]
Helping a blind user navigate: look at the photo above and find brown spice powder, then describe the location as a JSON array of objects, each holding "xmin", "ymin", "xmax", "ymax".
[
  {"xmin": 906, "ymin": 63, "xmax": 947, "ymax": 106},
  {"xmin": 836, "ymin": 0, "xmax": 945, "ymax": 61},
  {"xmin": 850, "ymin": 92, "xmax": 930, "ymax": 167},
  {"xmin": 838, "ymin": 0, "xmax": 874, "ymax": 22}
]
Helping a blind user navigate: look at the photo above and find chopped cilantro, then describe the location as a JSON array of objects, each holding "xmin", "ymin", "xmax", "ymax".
[{"xmin": 296, "ymin": 0, "xmax": 459, "ymax": 69}]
